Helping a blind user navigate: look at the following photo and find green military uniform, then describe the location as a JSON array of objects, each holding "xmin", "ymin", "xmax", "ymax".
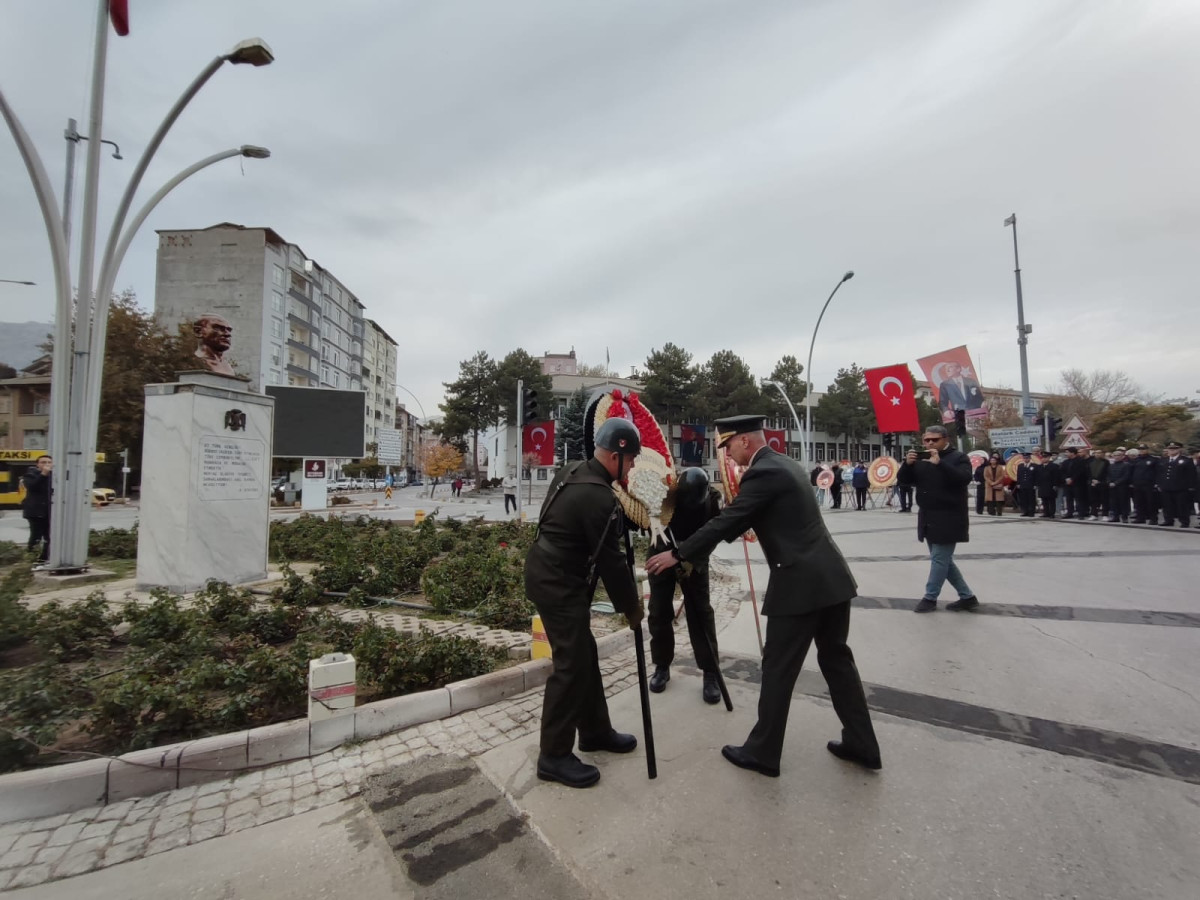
[{"xmin": 524, "ymin": 457, "xmax": 641, "ymax": 756}]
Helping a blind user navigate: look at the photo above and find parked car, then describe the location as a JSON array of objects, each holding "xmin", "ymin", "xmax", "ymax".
[{"xmin": 92, "ymin": 488, "xmax": 116, "ymax": 506}]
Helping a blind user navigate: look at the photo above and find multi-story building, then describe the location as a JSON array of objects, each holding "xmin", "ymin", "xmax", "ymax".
[
  {"xmin": 362, "ymin": 320, "xmax": 397, "ymax": 445},
  {"xmin": 0, "ymin": 355, "xmax": 51, "ymax": 451},
  {"xmin": 394, "ymin": 403, "xmax": 427, "ymax": 483},
  {"xmin": 154, "ymin": 223, "xmax": 380, "ymax": 444}
]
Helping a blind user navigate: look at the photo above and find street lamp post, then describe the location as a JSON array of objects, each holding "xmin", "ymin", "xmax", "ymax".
[
  {"xmin": 804, "ymin": 271, "xmax": 855, "ymax": 464},
  {"xmin": 763, "ymin": 380, "xmax": 805, "ymax": 466},
  {"xmin": 1, "ymin": 0, "xmax": 274, "ymax": 572},
  {"xmin": 1004, "ymin": 214, "xmax": 1034, "ymax": 426},
  {"xmin": 0, "ymin": 279, "xmax": 36, "ymax": 285}
]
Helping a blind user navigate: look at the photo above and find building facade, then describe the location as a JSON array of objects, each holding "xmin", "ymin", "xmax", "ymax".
[
  {"xmin": 0, "ymin": 355, "xmax": 51, "ymax": 451},
  {"xmin": 394, "ymin": 403, "xmax": 426, "ymax": 482},
  {"xmin": 154, "ymin": 223, "xmax": 381, "ymax": 444},
  {"xmin": 363, "ymin": 320, "xmax": 398, "ymax": 444}
]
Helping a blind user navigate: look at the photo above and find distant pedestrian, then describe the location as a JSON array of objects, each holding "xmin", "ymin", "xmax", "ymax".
[
  {"xmin": 898, "ymin": 426, "xmax": 978, "ymax": 613},
  {"xmin": 828, "ymin": 462, "xmax": 843, "ymax": 509},
  {"xmin": 1106, "ymin": 448, "xmax": 1131, "ymax": 523},
  {"xmin": 851, "ymin": 462, "xmax": 869, "ymax": 510},
  {"xmin": 1015, "ymin": 452, "xmax": 1037, "ymax": 517},
  {"xmin": 1032, "ymin": 450, "xmax": 1061, "ymax": 518},
  {"xmin": 452, "ymin": 477, "xmax": 463, "ymax": 497},
  {"xmin": 20, "ymin": 455, "xmax": 52, "ymax": 565},
  {"xmin": 1156, "ymin": 441, "xmax": 1197, "ymax": 527},
  {"xmin": 503, "ymin": 472, "xmax": 518, "ymax": 514},
  {"xmin": 1088, "ymin": 451, "xmax": 1109, "ymax": 520},
  {"xmin": 1129, "ymin": 447, "xmax": 1159, "ymax": 524},
  {"xmin": 982, "ymin": 454, "xmax": 1006, "ymax": 516}
]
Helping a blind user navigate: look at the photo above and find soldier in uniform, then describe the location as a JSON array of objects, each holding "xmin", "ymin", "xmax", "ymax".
[
  {"xmin": 647, "ymin": 467, "xmax": 722, "ymax": 704},
  {"xmin": 1129, "ymin": 446, "xmax": 1159, "ymax": 524},
  {"xmin": 524, "ymin": 418, "xmax": 646, "ymax": 788},
  {"xmin": 1088, "ymin": 450, "xmax": 1109, "ymax": 520},
  {"xmin": 645, "ymin": 415, "xmax": 880, "ymax": 777},
  {"xmin": 1106, "ymin": 448, "xmax": 1132, "ymax": 523},
  {"xmin": 1032, "ymin": 450, "xmax": 1062, "ymax": 518},
  {"xmin": 1015, "ymin": 451, "xmax": 1037, "ymax": 517},
  {"xmin": 1156, "ymin": 441, "xmax": 1197, "ymax": 528}
]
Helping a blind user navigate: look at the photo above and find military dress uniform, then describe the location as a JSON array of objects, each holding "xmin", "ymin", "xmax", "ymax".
[
  {"xmin": 647, "ymin": 486, "xmax": 720, "ymax": 678},
  {"xmin": 1033, "ymin": 457, "xmax": 1062, "ymax": 518},
  {"xmin": 676, "ymin": 420, "xmax": 879, "ymax": 775},
  {"xmin": 1156, "ymin": 445, "xmax": 1198, "ymax": 527},
  {"xmin": 524, "ymin": 458, "xmax": 642, "ymax": 757},
  {"xmin": 1130, "ymin": 453, "xmax": 1160, "ymax": 524},
  {"xmin": 1015, "ymin": 456, "xmax": 1037, "ymax": 517}
]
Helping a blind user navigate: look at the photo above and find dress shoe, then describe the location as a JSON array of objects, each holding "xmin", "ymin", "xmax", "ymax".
[
  {"xmin": 826, "ymin": 740, "xmax": 882, "ymax": 770},
  {"xmin": 649, "ymin": 666, "xmax": 670, "ymax": 693},
  {"xmin": 946, "ymin": 595, "xmax": 979, "ymax": 611},
  {"xmin": 537, "ymin": 752, "xmax": 600, "ymax": 788},
  {"xmin": 721, "ymin": 744, "xmax": 779, "ymax": 777},
  {"xmin": 913, "ymin": 598, "xmax": 937, "ymax": 613},
  {"xmin": 578, "ymin": 729, "xmax": 637, "ymax": 754},
  {"xmin": 702, "ymin": 672, "xmax": 721, "ymax": 705}
]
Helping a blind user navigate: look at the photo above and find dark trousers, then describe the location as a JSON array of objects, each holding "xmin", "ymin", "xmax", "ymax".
[
  {"xmin": 1066, "ymin": 482, "xmax": 1089, "ymax": 517},
  {"xmin": 975, "ymin": 483, "xmax": 985, "ymax": 514},
  {"xmin": 1161, "ymin": 491, "xmax": 1192, "ymax": 527},
  {"xmin": 854, "ymin": 487, "xmax": 867, "ymax": 510},
  {"xmin": 1132, "ymin": 485, "xmax": 1155, "ymax": 522},
  {"xmin": 896, "ymin": 485, "xmax": 913, "ymax": 511},
  {"xmin": 1108, "ymin": 484, "xmax": 1130, "ymax": 520},
  {"xmin": 743, "ymin": 601, "xmax": 879, "ymax": 770},
  {"xmin": 830, "ymin": 487, "xmax": 842, "ymax": 509},
  {"xmin": 1019, "ymin": 488, "xmax": 1037, "ymax": 516},
  {"xmin": 504, "ymin": 493, "xmax": 517, "ymax": 514},
  {"xmin": 1039, "ymin": 491, "xmax": 1057, "ymax": 518},
  {"xmin": 26, "ymin": 516, "xmax": 50, "ymax": 561},
  {"xmin": 1090, "ymin": 483, "xmax": 1108, "ymax": 517},
  {"xmin": 533, "ymin": 599, "xmax": 612, "ymax": 756},
  {"xmin": 647, "ymin": 565, "xmax": 718, "ymax": 672}
]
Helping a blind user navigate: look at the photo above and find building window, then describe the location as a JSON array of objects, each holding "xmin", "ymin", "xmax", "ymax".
[
  {"xmin": 23, "ymin": 429, "xmax": 48, "ymax": 450},
  {"xmin": 273, "ymin": 265, "xmax": 284, "ymax": 287},
  {"xmin": 333, "ymin": 371, "xmax": 340, "ymax": 388},
  {"xmin": 271, "ymin": 346, "xmax": 281, "ymax": 367},
  {"xmin": 271, "ymin": 371, "xmax": 282, "ymax": 384},
  {"xmin": 321, "ymin": 365, "xmax": 330, "ymax": 383},
  {"xmin": 272, "ymin": 291, "xmax": 283, "ymax": 313},
  {"xmin": 272, "ymin": 320, "xmax": 283, "ymax": 339}
]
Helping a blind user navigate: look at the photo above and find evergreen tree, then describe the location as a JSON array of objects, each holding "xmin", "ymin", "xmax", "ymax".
[
  {"xmin": 495, "ymin": 349, "xmax": 553, "ymax": 424},
  {"xmin": 693, "ymin": 350, "xmax": 763, "ymax": 422},
  {"xmin": 815, "ymin": 364, "xmax": 873, "ymax": 454},
  {"xmin": 641, "ymin": 343, "xmax": 697, "ymax": 424},
  {"xmin": 557, "ymin": 386, "xmax": 589, "ymax": 462},
  {"xmin": 440, "ymin": 351, "xmax": 498, "ymax": 481},
  {"xmin": 761, "ymin": 355, "xmax": 806, "ymax": 424}
]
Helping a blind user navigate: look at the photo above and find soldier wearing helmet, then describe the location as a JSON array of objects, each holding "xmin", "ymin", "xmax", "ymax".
[
  {"xmin": 523, "ymin": 416, "xmax": 646, "ymax": 789},
  {"xmin": 647, "ymin": 466, "xmax": 723, "ymax": 704}
]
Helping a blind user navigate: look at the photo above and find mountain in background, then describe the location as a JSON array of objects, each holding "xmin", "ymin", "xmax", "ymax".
[{"xmin": 0, "ymin": 322, "xmax": 53, "ymax": 371}]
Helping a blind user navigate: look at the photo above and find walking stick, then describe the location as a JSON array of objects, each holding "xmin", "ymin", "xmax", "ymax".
[
  {"xmin": 623, "ymin": 527, "xmax": 658, "ymax": 779},
  {"xmin": 742, "ymin": 535, "xmax": 764, "ymax": 655}
]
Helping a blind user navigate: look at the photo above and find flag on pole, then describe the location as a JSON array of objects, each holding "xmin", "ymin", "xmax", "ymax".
[
  {"xmin": 522, "ymin": 420, "xmax": 556, "ymax": 466},
  {"xmin": 109, "ymin": 0, "xmax": 130, "ymax": 35},
  {"xmin": 763, "ymin": 429, "xmax": 786, "ymax": 453},
  {"xmin": 863, "ymin": 364, "xmax": 920, "ymax": 433},
  {"xmin": 1003, "ymin": 214, "xmax": 1015, "ymax": 227}
]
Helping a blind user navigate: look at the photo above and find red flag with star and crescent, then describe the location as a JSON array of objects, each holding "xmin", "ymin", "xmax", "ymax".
[
  {"xmin": 864, "ymin": 364, "xmax": 920, "ymax": 433},
  {"xmin": 109, "ymin": 0, "xmax": 130, "ymax": 35},
  {"xmin": 522, "ymin": 421, "xmax": 556, "ymax": 466}
]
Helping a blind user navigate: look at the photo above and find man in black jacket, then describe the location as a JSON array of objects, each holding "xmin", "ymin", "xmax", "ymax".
[
  {"xmin": 1156, "ymin": 441, "xmax": 1197, "ymax": 527},
  {"xmin": 897, "ymin": 425, "xmax": 978, "ymax": 613},
  {"xmin": 1062, "ymin": 448, "xmax": 1091, "ymax": 519},
  {"xmin": 1128, "ymin": 447, "xmax": 1159, "ymax": 524},
  {"xmin": 1015, "ymin": 452, "xmax": 1037, "ymax": 517},
  {"xmin": 1088, "ymin": 451, "xmax": 1110, "ymax": 520},
  {"xmin": 20, "ymin": 455, "xmax": 53, "ymax": 564},
  {"xmin": 646, "ymin": 468, "xmax": 722, "ymax": 704},
  {"xmin": 524, "ymin": 419, "xmax": 646, "ymax": 788},
  {"xmin": 645, "ymin": 415, "xmax": 880, "ymax": 777},
  {"xmin": 1033, "ymin": 450, "xmax": 1062, "ymax": 518},
  {"xmin": 1106, "ymin": 448, "xmax": 1132, "ymax": 523}
]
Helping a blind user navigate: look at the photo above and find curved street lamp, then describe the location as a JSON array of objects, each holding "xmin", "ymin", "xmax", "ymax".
[
  {"xmin": 804, "ymin": 271, "xmax": 854, "ymax": 463},
  {"xmin": 0, "ymin": 279, "xmax": 36, "ymax": 285},
  {"xmin": 763, "ymin": 380, "xmax": 805, "ymax": 465}
]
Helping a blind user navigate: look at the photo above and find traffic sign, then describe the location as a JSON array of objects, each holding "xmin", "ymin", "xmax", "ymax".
[
  {"xmin": 376, "ymin": 428, "xmax": 403, "ymax": 464},
  {"xmin": 987, "ymin": 426, "xmax": 1043, "ymax": 448},
  {"xmin": 1059, "ymin": 433, "xmax": 1092, "ymax": 449},
  {"xmin": 1061, "ymin": 415, "xmax": 1090, "ymax": 435}
]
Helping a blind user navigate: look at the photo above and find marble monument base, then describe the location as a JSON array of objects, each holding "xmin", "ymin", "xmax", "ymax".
[{"xmin": 136, "ymin": 372, "xmax": 274, "ymax": 593}]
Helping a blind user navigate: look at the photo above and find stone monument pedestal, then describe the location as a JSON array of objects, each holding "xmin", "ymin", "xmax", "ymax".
[{"xmin": 136, "ymin": 372, "xmax": 274, "ymax": 592}]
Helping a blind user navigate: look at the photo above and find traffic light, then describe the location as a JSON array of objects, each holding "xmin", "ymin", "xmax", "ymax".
[
  {"xmin": 1047, "ymin": 415, "xmax": 1062, "ymax": 441},
  {"xmin": 521, "ymin": 387, "xmax": 539, "ymax": 424},
  {"xmin": 883, "ymin": 433, "xmax": 894, "ymax": 455}
]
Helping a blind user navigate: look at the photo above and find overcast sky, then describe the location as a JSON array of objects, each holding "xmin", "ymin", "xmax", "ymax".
[{"xmin": 3, "ymin": 0, "xmax": 1198, "ymax": 415}]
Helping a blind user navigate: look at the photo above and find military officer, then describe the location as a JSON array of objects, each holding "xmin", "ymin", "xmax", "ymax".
[
  {"xmin": 1032, "ymin": 450, "xmax": 1062, "ymax": 518},
  {"xmin": 524, "ymin": 418, "xmax": 646, "ymax": 788},
  {"xmin": 647, "ymin": 467, "xmax": 722, "ymax": 704},
  {"xmin": 1129, "ymin": 446, "xmax": 1160, "ymax": 524},
  {"xmin": 1156, "ymin": 441, "xmax": 1197, "ymax": 527},
  {"xmin": 645, "ymin": 415, "xmax": 880, "ymax": 777},
  {"xmin": 1015, "ymin": 451, "xmax": 1037, "ymax": 517}
]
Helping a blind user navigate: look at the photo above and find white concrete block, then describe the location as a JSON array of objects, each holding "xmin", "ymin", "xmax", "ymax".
[
  {"xmin": 519, "ymin": 658, "xmax": 553, "ymax": 691},
  {"xmin": 106, "ymin": 744, "xmax": 185, "ymax": 804},
  {"xmin": 309, "ymin": 715, "xmax": 355, "ymax": 756},
  {"xmin": 247, "ymin": 719, "xmax": 310, "ymax": 768},
  {"xmin": 0, "ymin": 758, "xmax": 108, "ymax": 825},
  {"xmin": 177, "ymin": 731, "xmax": 250, "ymax": 787},
  {"xmin": 447, "ymin": 666, "xmax": 526, "ymax": 714},
  {"xmin": 353, "ymin": 689, "xmax": 452, "ymax": 741}
]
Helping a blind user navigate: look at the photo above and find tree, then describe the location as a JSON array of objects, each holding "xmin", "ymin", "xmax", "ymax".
[
  {"xmin": 557, "ymin": 386, "xmax": 589, "ymax": 463},
  {"xmin": 641, "ymin": 343, "xmax": 697, "ymax": 425},
  {"xmin": 1088, "ymin": 403, "xmax": 1193, "ymax": 449},
  {"xmin": 0, "ymin": 362, "xmax": 16, "ymax": 380},
  {"xmin": 692, "ymin": 350, "xmax": 762, "ymax": 422},
  {"xmin": 576, "ymin": 362, "xmax": 612, "ymax": 378},
  {"xmin": 440, "ymin": 351, "xmax": 498, "ymax": 481},
  {"xmin": 423, "ymin": 443, "xmax": 464, "ymax": 497},
  {"xmin": 1045, "ymin": 368, "xmax": 1141, "ymax": 419},
  {"xmin": 760, "ymin": 355, "xmax": 806, "ymax": 424},
  {"xmin": 494, "ymin": 349, "xmax": 553, "ymax": 424},
  {"xmin": 815, "ymin": 364, "xmax": 873, "ymax": 456}
]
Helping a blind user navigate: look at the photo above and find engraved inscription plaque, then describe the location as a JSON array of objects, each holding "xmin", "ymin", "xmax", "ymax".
[{"xmin": 197, "ymin": 436, "xmax": 266, "ymax": 501}]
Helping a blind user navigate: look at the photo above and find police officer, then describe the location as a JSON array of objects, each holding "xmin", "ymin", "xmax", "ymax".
[
  {"xmin": 647, "ymin": 467, "xmax": 722, "ymax": 704},
  {"xmin": 524, "ymin": 418, "xmax": 646, "ymax": 788},
  {"xmin": 1015, "ymin": 451, "xmax": 1037, "ymax": 517},
  {"xmin": 1106, "ymin": 448, "xmax": 1132, "ymax": 523},
  {"xmin": 1156, "ymin": 441, "xmax": 1197, "ymax": 527},
  {"xmin": 1032, "ymin": 450, "xmax": 1062, "ymax": 518},
  {"xmin": 1129, "ymin": 446, "xmax": 1159, "ymax": 524}
]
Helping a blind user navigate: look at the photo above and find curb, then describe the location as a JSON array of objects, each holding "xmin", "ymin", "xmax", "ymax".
[{"xmin": 0, "ymin": 624, "xmax": 639, "ymax": 825}]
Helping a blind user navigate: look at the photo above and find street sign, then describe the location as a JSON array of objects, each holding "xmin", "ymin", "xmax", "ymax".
[
  {"xmin": 987, "ymin": 426, "xmax": 1043, "ymax": 448},
  {"xmin": 1061, "ymin": 415, "xmax": 1090, "ymax": 434},
  {"xmin": 1058, "ymin": 433, "xmax": 1092, "ymax": 449},
  {"xmin": 304, "ymin": 459, "xmax": 327, "ymax": 479},
  {"xmin": 375, "ymin": 428, "xmax": 403, "ymax": 464}
]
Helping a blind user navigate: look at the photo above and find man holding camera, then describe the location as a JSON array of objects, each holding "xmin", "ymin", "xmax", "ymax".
[{"xmin": 898, "ymin": 425, "xmax": 978, "ymax": 613}]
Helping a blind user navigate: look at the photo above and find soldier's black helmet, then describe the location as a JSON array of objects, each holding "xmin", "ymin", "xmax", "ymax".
[
  {"xmin": 594, "ymin": 418, "xmax": 641, "ymax": 455},
  {"xmin": 675, "ymin": 467, "xmax": 710, "ymax": 508}
]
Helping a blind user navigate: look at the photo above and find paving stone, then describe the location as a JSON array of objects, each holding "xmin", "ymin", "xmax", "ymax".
[
  {"xmin": 311, "ymin": 760, "xmax": 340, "ymax": 780},
  {"xmin": 194, "ymin": 790, "xmax": 229, "ymax": 811},
  {"xmin": 31, "ymin": 844, "xmax": 69, "ymax": 867},
  {"xmin": 293, "ymin": 780, "xmax": 318, "ymax": 800},
  {"xmin": 144, "ymin": 833, "xmax": 189, "ymax": 857},
  {"xmin": 261, "ymin": 787, "xmax": 291, "ymax": 807},
  {"xmin": 191, "ymin": 806, "xmax": 224, "ymax": 824},
  {"xmin": 223, "ymin": 814, "xmax": 255, "ymax": 835},
  {"xmin": 111, "ymin": 818, "xmax": 153, "ymax": 844},
  {"xmin": 160, "ymin": 800, "xmax": 194, "ymax": 821},
  {"xmin": 194, "ymin": 779, "xmax": 230, "ymax": 798},
  {"xmin": 66, "ymin": 806, "xmax": 102, "ymax": 825},
  {"xmin": 254, "ymin": 803, "xmax": 291, "ymax": 826},
  {"xmin": 151, "ymin": 814, "xmax": 190, "ymax": 839},
  {"xmin": 103, "ymin": 838, "xmax": 148, "ymax": 866},
  {"xmin": 7, "ymin": 863, "xmax": 51, "ymax": 889},
  {"xmin": 44, "ymin": 822, "xmax": 86, "ymax": 848},
  {"xmin": 79, "ymin": 819, "xmax": 120, "ymax": 840},
  {"xmin": 189, "ymin": 819, "xmax": 225, "ymax": 843},
  {"xmin": 226, "ymin": 798, "xmax": 260, "ymax": 819},
  {"xmin": 291, "ymin": 794, "xmax": 321, "ymax": 815}
]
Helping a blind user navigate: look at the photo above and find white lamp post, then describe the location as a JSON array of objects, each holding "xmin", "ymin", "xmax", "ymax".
[{"xmin": 804, "ymin": 271, "xmax": 854, "ymax": 464}]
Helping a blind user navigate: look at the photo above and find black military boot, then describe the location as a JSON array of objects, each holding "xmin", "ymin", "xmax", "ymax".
[
  {"xmin": 702, "ymin": 672, "xmax": 720, "ymax": 705},
  {"xmin": 536, "ymin": 752, "xmax": 600, "ymax": 788},
  {"xmin": 649, "ymin": 666, "xmax": 670, "ymax": 693},
  {"xmin": 578, "ymin": 729, "xmax": 637, "ymax": 753}
]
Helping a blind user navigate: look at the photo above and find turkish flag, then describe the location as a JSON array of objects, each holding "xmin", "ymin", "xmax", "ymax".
[
  {"xmin": 522, "ymin": 420, "xmax": 556, "ymax": 466},
  {"xmin": 109, "ymin": 0, "xmax": 130, "ymax": 35},
  {"xmin": 763, "ymin": 429, "xmax": 787, "ymax": 453},
  {"xmin": 864, "ymin": 364, "xmax": 920, "ymax": 433}
]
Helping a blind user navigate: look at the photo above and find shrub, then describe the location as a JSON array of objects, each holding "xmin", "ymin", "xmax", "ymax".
[
  {"xmin": 0, "ymin": 541, "xmax": 26, "ymax": 566},
  {"xmin": 31, "ymin": 593, "xmax": 116, "ymax": 661},
  {"xmin": 88, "ymin": 526, "xmax": 138, "ymax": 559},
  {"xmin": 0, "ymin": 568, "xmax": 33, "ymax": 651}
]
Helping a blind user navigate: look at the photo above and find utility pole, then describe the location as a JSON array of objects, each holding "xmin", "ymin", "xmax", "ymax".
[
  {"xmin": 515, "ymin": 378, "xmax": 523, "ymax": 522},
  {"xmin": 1004, "ymin": 214, "xmax": 1034, "ymax": 425}
]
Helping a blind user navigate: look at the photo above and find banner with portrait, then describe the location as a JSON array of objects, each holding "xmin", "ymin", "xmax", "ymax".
[
  {"xmin": 916, "ymin": 345, "xmax": 988, "ymax": 424},
  {"xmin": 680, "ymin": 424, "xmax": 706, "ymax": 466}
]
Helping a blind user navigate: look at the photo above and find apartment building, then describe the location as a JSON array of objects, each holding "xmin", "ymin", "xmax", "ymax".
[{"xmin": 363, "ymin": 320, "xmax": 398, "ymax": 444}]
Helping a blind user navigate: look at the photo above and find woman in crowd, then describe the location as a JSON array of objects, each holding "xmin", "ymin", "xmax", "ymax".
[{"xmin": 983, "ymin": 453, "xmax": 1007, "ymax": 516}]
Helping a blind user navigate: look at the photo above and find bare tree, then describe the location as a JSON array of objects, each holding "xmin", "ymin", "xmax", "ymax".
[{"xmin": 1051, "ymin": 368, "xmax": 1141, "ymax": 413}]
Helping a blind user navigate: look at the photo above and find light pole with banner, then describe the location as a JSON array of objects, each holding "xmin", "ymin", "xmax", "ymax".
[{"xmin": 1004, "ymin": 214, "xmax": 1034, "ymax": 425}]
